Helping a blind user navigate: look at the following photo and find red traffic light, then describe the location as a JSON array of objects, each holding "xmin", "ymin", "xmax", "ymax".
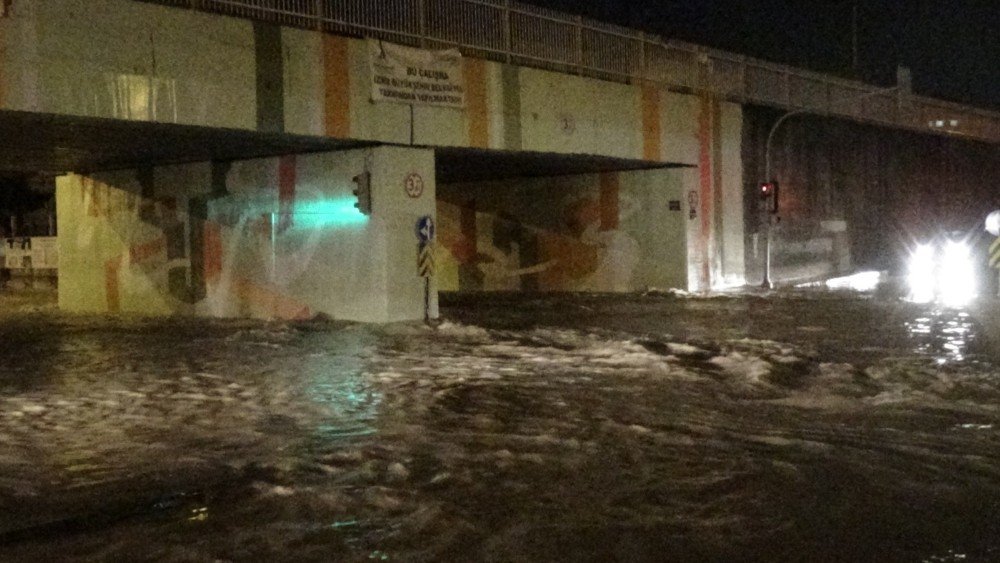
[{"xmin": 758, "ymin": 181, "xmax": 779, "ymax": 213}]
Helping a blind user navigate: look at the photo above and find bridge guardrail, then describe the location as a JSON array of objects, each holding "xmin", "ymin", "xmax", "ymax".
[{"xmin": 136, "ymin": 0, "xmax": 1000, "ymax": 144}]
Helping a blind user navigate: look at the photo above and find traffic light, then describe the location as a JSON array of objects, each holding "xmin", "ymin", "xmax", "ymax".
[
  {"xmin": 758, "ymin": 181, "xmax": 779, "ymax": 214},
  {"xmin": 352, "ymin": 171, "xmax": 372, "ymax": 215}
]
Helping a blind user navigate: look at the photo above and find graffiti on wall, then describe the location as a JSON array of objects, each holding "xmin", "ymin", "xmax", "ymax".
[
  {"xmin": 69, "ymin": 155, "xmax": 369, "ymax": 319},
  {"xmin": 437, "ymin": 173, "xmax": 640, "ymax": 292}
]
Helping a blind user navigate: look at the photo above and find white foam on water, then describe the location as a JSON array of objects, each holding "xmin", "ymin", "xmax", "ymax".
[
  {"xmin": 709, "ymin": 352, "xmax": 773, "ymax": 384},
  {"xmin": 667, "ymin": 343, "xmax": 705, "ymax": 355}
]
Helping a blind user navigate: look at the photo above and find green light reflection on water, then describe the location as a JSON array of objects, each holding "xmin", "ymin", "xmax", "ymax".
[{"xmin": 302, "ymin": 334, "xmax": 382, "ymax": 445}]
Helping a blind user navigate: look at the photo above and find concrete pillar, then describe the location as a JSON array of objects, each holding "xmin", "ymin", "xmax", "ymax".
[
  {"xmin": 689, "ymin": 97, "xmax": 746, "ymax": 292},
  {"xmin": 366, "ymin": 145, "xmax": 437, "ymax": 322}
]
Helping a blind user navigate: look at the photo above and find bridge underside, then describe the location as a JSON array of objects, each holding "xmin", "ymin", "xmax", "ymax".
[
  {"xmin": 0, "ymin": 110, "xmax": 363, "ymax": 175},
  {"xmin": 38, "ymin": 110, "xmax": 695, "ymax": 321},
  {"xmin": 0, "ymin": 109, "xmax": 670, "ymax": 181},
  {"xmin": 435, "ymin": 147, "xmax": 672, "ymax": 184}
]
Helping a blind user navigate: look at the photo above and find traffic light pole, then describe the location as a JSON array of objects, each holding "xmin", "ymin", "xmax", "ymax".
[
  {"xmin": 760, "ymin": 84, "xmax": 902, "ymax": 289},
  {"xmin": 761, "ymin": 111, "xmax": 798, "ymax": 289}
]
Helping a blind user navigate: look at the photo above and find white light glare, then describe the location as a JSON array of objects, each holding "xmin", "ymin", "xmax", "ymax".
[
  {"xmin": 825, "ymin": 271, "xmax": 882, "ymax": 292},
  {"xmin": 986, "ymin": 211, "xmax": 1000, "ymax": 237},
  {"xmin": 938, "ymin": 240, "xmax": 976, "ymax": 307},
  {"xmin": 907, "ymin": 244, "xmax": 936, "ymax": 304}
]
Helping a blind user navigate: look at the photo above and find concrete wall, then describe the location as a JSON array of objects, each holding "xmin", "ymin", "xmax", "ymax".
[
  {"xmin": 8, "ymin": 0, "xmax": 747, "ymax": 294},
  {"xmin": 281, "ymin": 30, "xmax": 719, "ymax": 162},
  {"xmin": 0, "ymin": 0, "xmax": 721, "ymax": 162},
  {"xmin": 2, "ymin": 0, "xmax": 256, "ymax": 127},
  {"xmin": 57, "ymin": 146, "xmax": 435, "ymax": 321},
  {"xmin": 437, "ymin": 168, "xmax": 689, "ymax": 292},
  {"xmin": 684, "ymin": 97, "xmax": 745, "ymax": 291}
]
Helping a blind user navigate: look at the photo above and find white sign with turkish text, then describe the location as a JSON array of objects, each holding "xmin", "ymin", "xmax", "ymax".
[{"xmin": 368, "ymin": 40, "xmax": 465, "ymax": 109}]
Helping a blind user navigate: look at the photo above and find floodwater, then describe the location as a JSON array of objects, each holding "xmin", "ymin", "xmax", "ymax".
[{"xmin": 1, "ymin": 288, "xmax": 999, "ymax": 561}]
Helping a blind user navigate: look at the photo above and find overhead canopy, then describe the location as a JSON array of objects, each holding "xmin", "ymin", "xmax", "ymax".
[
  {"xmin": 435, "ymin": 147, "xmax": 679, "ymax": 184},
  {"xmin": 0, "ymin": 110, "xmax": 366, "ymax": 175},
  {"xmin": 0, "ymin": 110, "xmax": 682, "ymax": 184}
]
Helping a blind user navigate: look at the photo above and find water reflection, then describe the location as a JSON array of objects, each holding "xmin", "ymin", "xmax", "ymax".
[
  {"xmin": 188, "ymin": 507, "xmax": 209, "ymax": 522},
  {"xmin": 4, "ymin": 297, "xmax": 1000, "ymax": 561},
  {"xmin": 905, "ymin": 309, "xmax": 975, "ymax": 363},
  {"xmin": 922, "ymin": 550, "xmax": 969, "ymax": 562},
  {"xmin": 301, "ymin": 332, "xmax": 383, "ymax": 447},
  {"xmin": 824, "ymin": 270, "xmax": 883, "ymax": 292}
]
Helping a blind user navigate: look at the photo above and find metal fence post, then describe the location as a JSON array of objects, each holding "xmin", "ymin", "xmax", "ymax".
[
  {"xmin": 637, "ymin": 33, "xmax": 645, "ymax": 81},
  {"xmin": 133, "ymin": 0, "xmax": 1000, "ymax": 144},
  {"xmin": 695, "ymin": 50, "xmax": 707, "ymax": 94},
  {"xmin": 574, "ymin": 15, "xmax": 583, "ymax": 74},
  {"xmin": 419, "ymin": 0, "xmax": 427, "ymax": 48},
  {"xmin": 504, "ymin": 0, "xmax": 512, "ymax": 63}
]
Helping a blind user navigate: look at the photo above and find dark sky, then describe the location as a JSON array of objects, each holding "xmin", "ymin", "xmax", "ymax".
[{"xmin": 523, "ymin": 0, "xmax": 1000, "ymax": 110}]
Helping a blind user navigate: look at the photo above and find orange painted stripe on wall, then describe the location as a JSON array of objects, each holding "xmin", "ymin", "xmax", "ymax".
[
  {"xmin": 105, "ymin": 257, "xmax": 122, "ymax": 313},
  {"xmin": 599, "ymin": 172, "xmax": 620, "ymax": 231},
  {"xmin": 459, "ymin": 201, "xmax": 477, "ymax": 262},
  {"xmin": 323, "ymin": 35, "xmax": 351, "ymax": 138},
  {"xmin": 230, "ymin": 276, "xmax": 312, "ymax": 320},
  {"xmin": 0, "ymin": 41, "xmax": 5, "ymax": 110},
  {"xmin": 128, "ymin": 236, "xmax": 166, "ymax": 264},
  {"xmin": 640, "ymin": 85, "xmax": 661, "ymax": 161},
  {"xmin": 203, "ymin": 221, "xmax": 223, "ymax": 285},
  {"xmin": 0, "ymin": 19, "xmax": 6, "ymax": 111},
  {"xmin": 465, "ymin": 58, "xmax": 490, "ymax": 148}
]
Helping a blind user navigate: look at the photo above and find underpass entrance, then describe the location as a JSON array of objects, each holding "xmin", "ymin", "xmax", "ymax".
[
  {"xmin": 434, "ymin": 147, "xmax": 694, "ymax": 294},
  {"xmin": 0, "ymin": 107, "xmax": 382, "ymax": 313}
]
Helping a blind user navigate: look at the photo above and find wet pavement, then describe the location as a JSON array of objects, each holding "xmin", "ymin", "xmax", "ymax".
[{"xmin": 0, "ymin": 288, "xmax": 999, "ymax": 561}]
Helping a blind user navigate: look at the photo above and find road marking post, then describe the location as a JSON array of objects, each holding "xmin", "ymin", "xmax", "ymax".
[
  {"xmin": 989, "ymin": 236, "xmax": 1000, "ymax": 298},
  {"xmin": 415, "ymin": 215, "xmax": 437, "ymax": 323}
]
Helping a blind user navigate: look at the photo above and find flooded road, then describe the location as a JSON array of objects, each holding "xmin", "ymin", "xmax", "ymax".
[{"xmin": 1, "ymin": 289, "xmax": 999, "ymax": 561}]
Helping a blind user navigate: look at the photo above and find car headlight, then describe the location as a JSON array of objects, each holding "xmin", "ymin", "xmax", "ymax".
[
  {"xmin": 907, "ymin": 240, "xmax": 977, "ymax": 306},
  {"xmin": 938, "ymin": 240, "xmax": 976, "ymax": 307},
  {"xmin": 907, "ymin": 244, "xmax": 936, "ymax": 304}
]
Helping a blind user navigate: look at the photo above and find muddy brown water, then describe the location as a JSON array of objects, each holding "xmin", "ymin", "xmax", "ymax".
[{"xmin": 0, "ymin": 289, "xmax": 998, "ymax": 561}]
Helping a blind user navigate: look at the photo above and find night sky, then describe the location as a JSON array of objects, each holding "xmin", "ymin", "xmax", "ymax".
[{"xmin": 524, "ymin": 0, "xmax": 1000, "ymax": 110}]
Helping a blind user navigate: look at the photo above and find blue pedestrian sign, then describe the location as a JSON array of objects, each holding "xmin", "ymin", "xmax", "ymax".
[{"xmin": 416, "ymin": 215, "xmax": 435, "ymax": 244}]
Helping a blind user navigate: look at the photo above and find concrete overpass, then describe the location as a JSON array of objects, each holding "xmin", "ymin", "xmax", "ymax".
[{"xmin": 1, "ymin": 0, "xmax": 998, "ymax": 321}]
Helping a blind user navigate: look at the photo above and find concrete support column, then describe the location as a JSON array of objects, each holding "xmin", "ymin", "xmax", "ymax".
[
  {"xmin": 688, "ymin": 97, "xmax": 746, "ymax": 292},
  {"xmin": 367, "ymin": 145, "xmax": 437, "ymax": 323}
]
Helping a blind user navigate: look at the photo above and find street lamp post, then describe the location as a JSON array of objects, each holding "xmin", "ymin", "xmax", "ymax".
[{"xmin": 760, "ymin": 83, "xmax": 903, "ymax": 289}]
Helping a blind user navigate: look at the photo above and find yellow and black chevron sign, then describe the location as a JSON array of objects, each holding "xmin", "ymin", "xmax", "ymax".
[
  {"xmin": 990, "ymin": 237, "xmax": 1000, "ymax": 269},
  {"xmin": 418, "ymin": 243, "xmax": 435, "ymax": 278}
]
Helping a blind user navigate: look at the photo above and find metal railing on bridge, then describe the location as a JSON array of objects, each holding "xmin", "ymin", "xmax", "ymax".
[{"xmin": 138, "ymin": 0, "xmax": 1000, "ymax": 144}]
